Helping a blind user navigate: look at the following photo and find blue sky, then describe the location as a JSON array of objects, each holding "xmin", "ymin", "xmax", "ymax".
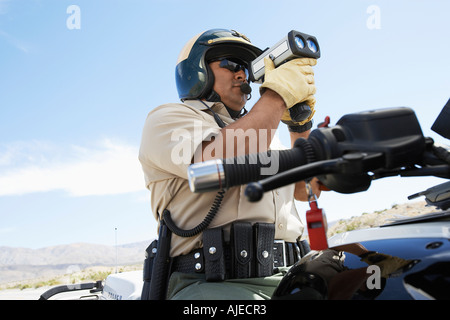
[{"xmin": 0, "ymin": 0, "xmax": 449, "ymax": 249}]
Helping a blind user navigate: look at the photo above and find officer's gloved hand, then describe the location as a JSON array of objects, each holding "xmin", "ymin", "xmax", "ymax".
[
  {"xmin": 260, "ymin": 57, "xmax": 317, "ymax": 132},
  {"xmin": 360, "ymin": 251, "xmax": 413, "ymax": 278}
]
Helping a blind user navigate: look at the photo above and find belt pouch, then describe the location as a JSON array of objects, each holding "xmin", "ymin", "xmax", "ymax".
[
  {"xmin": 202, "ymin": 227, "xmax": 226, "ymax": 282},
  {"xmin": 254, "ymin": 223, "xmax": 275, "ymax": 277},
  {"xmin": 230, "ymin": 222, "xmax": 253, "ymax": 278}
]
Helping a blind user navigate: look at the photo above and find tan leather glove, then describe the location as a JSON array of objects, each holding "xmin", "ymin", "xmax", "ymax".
[
  {"xmin": 360, "ymin": 252, "xmax": 413, "ymax": 278},
  {"xmin": 260, "ymin": 57, "xmax": 317, "ymax": 111}
]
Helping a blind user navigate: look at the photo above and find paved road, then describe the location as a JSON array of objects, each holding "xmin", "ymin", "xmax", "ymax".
[
  {"xmin": 0, "ymin": 287, "xmax": 100, "ymax": 300},
  {"xmin": 0, "ymin": 287, "xmax": 49, "ymax": 300}
]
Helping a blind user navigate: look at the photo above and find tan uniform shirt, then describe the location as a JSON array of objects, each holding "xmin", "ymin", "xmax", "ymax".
[{"xmin": 139, "ymin": 100, "xmax": 304, "ymax": 257}]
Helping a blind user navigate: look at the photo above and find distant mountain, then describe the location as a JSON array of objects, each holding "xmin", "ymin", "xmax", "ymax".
[
  {"xmin": 327, "ymin": 200, "xmax": 439, "ymax": 237},
  {"xmin": 0, "ymin": 241, "xmax": 151, "ymax": 285},
  {"xmin": 1, "ymin": 201, "xmax": 441, "ymax": 286}
]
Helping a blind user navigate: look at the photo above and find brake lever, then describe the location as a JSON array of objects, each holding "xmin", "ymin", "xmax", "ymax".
[
  {"xmin": 245, "ymin": 159, "xmax": 340, "ymax": 202},
  {"xmin": 245, "ymin": 152, "xmax": 385, "ymax": 202}
]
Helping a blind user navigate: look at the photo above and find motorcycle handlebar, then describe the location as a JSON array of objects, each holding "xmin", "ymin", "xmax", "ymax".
[
  {"xmin": 187, "ymin": 107, "xmax": 450, "ymax": 199},
  {"xmin": 187, "ymin": 138, "xmax": 316, "ymax": 193}
]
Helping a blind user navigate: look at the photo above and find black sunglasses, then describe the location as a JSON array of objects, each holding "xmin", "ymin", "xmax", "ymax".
[{"xmin": 214, "ymin": 58, "xmax": 249, "ymax": 78}]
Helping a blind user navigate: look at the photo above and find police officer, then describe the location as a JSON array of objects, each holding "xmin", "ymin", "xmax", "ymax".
[{"xmin": 139, "ymin": 28, "xmax": 320, "ymax": 300}]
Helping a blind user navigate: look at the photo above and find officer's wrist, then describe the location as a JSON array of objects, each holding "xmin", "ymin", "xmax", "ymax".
[
  {"xmin": 287, "ymin": 120, "xmax": 313, "ymax": 133},
  {"xmin": 261, "ymin": 88, "xmax": 286, "ymax": 110}
]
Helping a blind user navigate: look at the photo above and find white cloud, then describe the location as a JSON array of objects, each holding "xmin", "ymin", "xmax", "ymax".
[
  {"xmin": 0, "ymin": 29, "xmax": 31, "ymax": 53},
  {"xmin": 0, "ymin": 0, "xmax": 32, "ymax": 54},
  {"xmin": 0, "ymin": 139, "xmax": 145, "ymax": 197},
  {"xmin": 0, "ymin": 226, "xmax": 16, "ymax": 235}
]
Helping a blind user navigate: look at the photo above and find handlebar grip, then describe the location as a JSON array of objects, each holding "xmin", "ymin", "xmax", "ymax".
[
  {"xmin": 188, "ymin": 139, "xmax": 315, "ymax": 193},
  {"xmin": 289, "ymin": 102, "xmax": 312, "ymax": 122}
]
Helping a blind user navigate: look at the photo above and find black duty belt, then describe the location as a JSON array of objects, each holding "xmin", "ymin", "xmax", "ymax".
[{"xmin": 171, "ymin": 223, "xmax": 302, "ymax": 281}]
